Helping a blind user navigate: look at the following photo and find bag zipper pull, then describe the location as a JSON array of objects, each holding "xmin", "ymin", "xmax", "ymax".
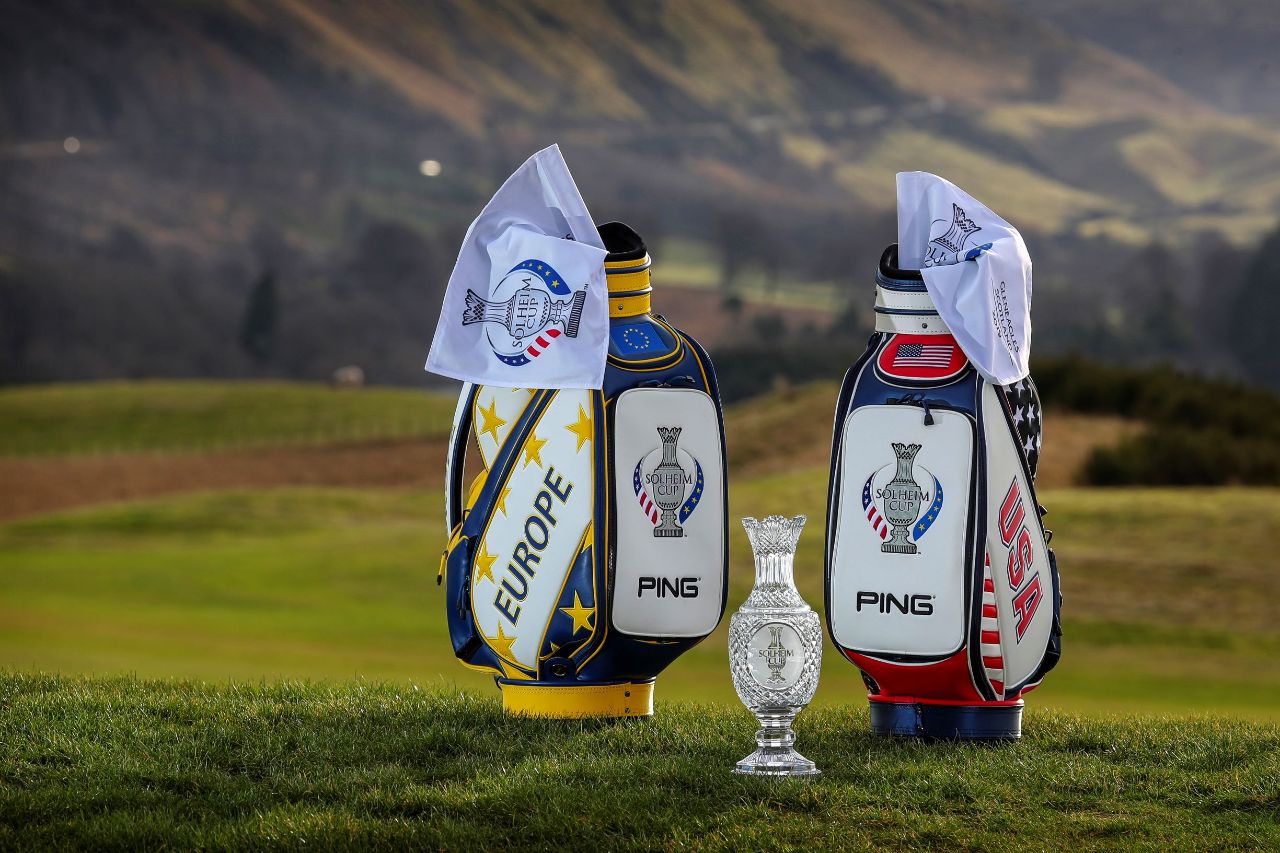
[{"xmin": 922, "ymin": 398, "xmax": 935, "ymax": 426}]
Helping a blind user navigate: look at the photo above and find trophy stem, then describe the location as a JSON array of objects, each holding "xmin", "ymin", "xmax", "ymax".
[{"xmin": 734, "ymin": 706, "xmax": 820, "ymax": 777}]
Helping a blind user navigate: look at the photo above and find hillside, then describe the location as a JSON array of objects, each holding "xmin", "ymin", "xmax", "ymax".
[
  {"xmin": 3, "ymin": 676, "xmax": 1277, "ymax": 850},
  {"xmin": 1028, "ymin": 0, "xmax": 1280, "ymax": 119},
  {"xmin": 4, "ymin": 1, "xmax": 1280, "ymax": 385}
]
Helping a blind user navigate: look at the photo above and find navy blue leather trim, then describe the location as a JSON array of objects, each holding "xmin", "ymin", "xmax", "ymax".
[
  {"xmin": 875, "ymin": 275, "xmax": 929, "ymax": 293},
  {"xmin": 873, "ymin": 306, "xmax": 941, "ymax": 316},
  {"xmin": 446, "ymin": 384, "xmax": 480, "ymax": 534},
  {"xmin": 870, "ymin": 700, "xmax": 1022, "ymax": 739}
]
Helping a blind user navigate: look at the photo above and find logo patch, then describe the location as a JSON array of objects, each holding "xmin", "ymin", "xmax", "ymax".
[
  {"xmin": 462, "ymin": 259, "xmax": 587, "ymax": 366},
  {"xmin": 877, "ymin": 334, "xmax": 968, "ymax": 381},
  {"xmin": 633, "ymin": 426, "xmax": 704, "ymax": 538},
  {"xmin": 862, "ymin": 442, "xmax": 945, "ymax": 555},
  {"xmin": 923, "ymin": 203, "xmax": 990, "ymax": 267}
]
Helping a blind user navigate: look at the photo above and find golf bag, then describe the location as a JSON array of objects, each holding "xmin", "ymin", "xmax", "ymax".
[
  {"xmin": 824, "ymin": 246, "xmax": 1061, "ymax": 738},
  {"xmin": 441, "ymin": 223, "xmax": 728, "ymax": 717}
]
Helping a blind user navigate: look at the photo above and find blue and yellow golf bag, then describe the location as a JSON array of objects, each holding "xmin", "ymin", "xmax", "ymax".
[
  {"xmin": 824, "ymin": 246, "xmax": 1061, "ymax": 738},
  {"xmin": 441, "ymin": 223, "xmax": 728, "ymax": 717}
]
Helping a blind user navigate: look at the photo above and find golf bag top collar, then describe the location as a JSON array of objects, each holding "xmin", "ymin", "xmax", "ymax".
[
  {"xmin": 874, "ymin": 244, "xmax": 951, "ymax": 336},
  {"xmin": 600, "ymin": 221, "xmax": 653, "ymax": 317}
]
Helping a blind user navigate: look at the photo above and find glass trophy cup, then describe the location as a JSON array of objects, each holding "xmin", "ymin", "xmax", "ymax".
[{"xmin": 729, "ymin": 515, "xmax": 822, "ymax": 777}]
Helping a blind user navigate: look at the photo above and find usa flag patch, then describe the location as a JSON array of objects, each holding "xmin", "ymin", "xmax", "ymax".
[{"xmin": 877, "ymin": 333, "xmax": 968, "ymax": 382}]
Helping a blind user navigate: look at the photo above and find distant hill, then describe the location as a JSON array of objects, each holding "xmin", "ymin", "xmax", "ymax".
[
  {"xmin": 1025, "ymin": 0, "xmax": 1280, "ymax": 120},
  {"xmin": 2, "ymin": 0, "xmax": 1278, "ymax": 384}
]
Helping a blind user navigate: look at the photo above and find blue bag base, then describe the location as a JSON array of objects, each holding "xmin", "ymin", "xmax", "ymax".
[{"xmin": 869, "ymin": 699, "xmax": 1024, "ymax": 740}]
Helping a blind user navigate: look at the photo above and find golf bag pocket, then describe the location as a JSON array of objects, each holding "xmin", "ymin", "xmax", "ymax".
[
  {"xmin": 828, "ymin": 403, "xmax": 974, "ymax": 659},
  {"xmin": 611, "ymin": 387, "xmax": 726, "ymax": 639}
]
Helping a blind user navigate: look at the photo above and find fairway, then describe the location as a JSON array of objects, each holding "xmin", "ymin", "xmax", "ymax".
[
  {"xmin": 2, "ymin": 675, "xmax": 1277, "ymax": 850},
  {"xmin": 3, "ymin": 481, "xmax": 1279, "ymax": 720},
  {"xmin": 0, "ymin": 381, "xmax": 457, "ymax": 456}
]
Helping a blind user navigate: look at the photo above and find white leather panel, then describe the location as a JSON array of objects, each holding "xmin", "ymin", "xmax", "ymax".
[
  {"xmin": 473, "ymin": 386, "xmax": 537, "ymax": 468},
  {"xmin": 612, "ymin": 388, "xmax": 725, "ymax": 638},
  {"xmin": 981, "ymin": 383, "xmax": 1053, "ymax": 688},
  {"xmin": 830, "ymin": 404, "xmax": 973, "ymax": 657},
  {"xmin": 470, "ymin": 389, "xmax": 593, "ymax": 670}
]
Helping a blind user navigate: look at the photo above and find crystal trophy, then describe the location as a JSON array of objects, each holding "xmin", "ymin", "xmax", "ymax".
[{"xmin": 729, "ymin": 515, "xmax": 822, "ymax": 776}]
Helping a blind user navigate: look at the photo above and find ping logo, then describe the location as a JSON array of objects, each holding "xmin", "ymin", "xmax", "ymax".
[
  {"xmin": 998, "ymin": 479, "xmax": 1043, "ymax": 642},
  {"xmin": 855, "ymin": 591, "xmax": 935, "ymax": 616},
  {"xmin": 637, "ymin": 576, "xmax": 700, "ymax": 598}
]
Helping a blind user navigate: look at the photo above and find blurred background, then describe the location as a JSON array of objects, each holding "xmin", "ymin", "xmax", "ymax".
[{"xmin": 1, "ymin": 0, "xmax": 1277, "ymax": 718}]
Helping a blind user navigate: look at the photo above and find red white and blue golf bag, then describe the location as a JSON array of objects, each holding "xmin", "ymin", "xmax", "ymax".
[
  {"xmin": 441, "ymin": 223, "xmax": 728, "ymax": 718},
  {"xmin": 824, "ymin": 246, "xmax": 1061, "ymax": 738}
]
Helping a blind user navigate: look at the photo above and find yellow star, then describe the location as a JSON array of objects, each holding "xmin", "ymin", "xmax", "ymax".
[
  {"xmin": 523, "ymin": 431, "xmax": 548, "ymax": 468},
  {"xmin": 474, "ymin": 544, "xmax": 497, "ymax": 585},
  {"xmin": 477, "ymin": 397, "xmax": 506, "ymax": 444},
  {"xmin": 486, "ymin": 623, "xmax": 518, "ymax": 662},
  {"xmin": 495, "ymin": 484, "xmax": 512, "ymax": 516},
  {"xmin": 565, "ymin": 404, "xmax": 593, "ymax": 453},
  {"xmin": 560, "ymin": 592, "xmax": 595, "ymax": 635}
]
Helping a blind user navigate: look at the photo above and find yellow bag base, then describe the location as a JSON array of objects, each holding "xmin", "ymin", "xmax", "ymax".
[{"xmin": 501, "ymin": 680, "xmax": 655, "ymax": 718}]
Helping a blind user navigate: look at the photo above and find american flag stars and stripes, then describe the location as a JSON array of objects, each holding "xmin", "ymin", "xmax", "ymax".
[
  {"xmin": 524, "ymin": 327, "xmax": 562, "ymax": 359},
  {"xmin": 862, "ymin": 474, "xmax": 890, "ymax": 541},
  {"xmin": 633, "ymin": 461, "xmax": 660, "ymax": 525},
  {"xmin": 1003, "ymin": 376, "xmax": 1043, "ymax": 481},
  {"xmin": 893, "ymin": 343, "xmax": 955, "ymax": 368}
]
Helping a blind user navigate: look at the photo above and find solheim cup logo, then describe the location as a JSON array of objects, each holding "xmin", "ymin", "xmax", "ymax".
[
  {"xmin": 924, "ymin": 203, "xmax": 990, "ymax": 267},
  {"xmin": 862, "ymin": 442, "xmax": 945, "ymax": 555},
  {"xmin": 758, "ymin": 625, "xmax": 794, "ymax": 685},
  {"xmin": 633, "ymin": 426, "xmax": 704, "ymax": 538},
  {"xmin": 462, "ymin": 259, "xmax": 586, "ymax": 366}
]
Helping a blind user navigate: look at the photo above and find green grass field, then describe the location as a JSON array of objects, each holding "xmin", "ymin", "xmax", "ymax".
[
  {"xmin": 3, "ymin": 379, "xmax": 1279, "ymax": 847},
  {"xmin": 2, "ymin": 675, "xmax": 1276, "ymax": 850},
  {"xmin": 0, "ymin": 381, "xmax": 456, "ymax": 456},
  {"xmin": 3, "ymin": 480, "xmax": 1278, "ymax": 720}
]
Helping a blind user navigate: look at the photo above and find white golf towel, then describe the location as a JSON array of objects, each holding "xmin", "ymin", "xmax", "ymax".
[
  {"xmin": 425, "ymin": 145, "xmax": 609, "ymax": 389},
  {"xmin": 896, "ymin": 171, "xmax": 1033, "ymax": 385}
]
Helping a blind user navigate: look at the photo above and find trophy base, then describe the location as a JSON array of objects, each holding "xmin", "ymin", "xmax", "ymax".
[
  {"xmin": 869, "ymin": 698, "xmax": 1023, "ymax": 740},
  {"xmin": 734, "ymin": 748, "xmax": 821, "ymax": 778}
]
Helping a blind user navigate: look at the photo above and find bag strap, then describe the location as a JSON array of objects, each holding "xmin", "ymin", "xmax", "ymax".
[{"xmin": 445, "ymin": 382, "xmax": 479, "ymax": 536}]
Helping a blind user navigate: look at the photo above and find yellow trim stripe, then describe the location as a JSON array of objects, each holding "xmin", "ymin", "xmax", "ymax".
[
  {"xmin": 604, "ymin": 253, "xmax": 651, "ymax": 271},
  {"xmin": 501, "ymin": 681, "xmax": 655, "ymax": 718},
  {"xmin": 610, "ymin": 292, "xmax": 651, "ymax": 317},
  {"xmin": 606, "ymin": 269, "xmax": 651, "ymax": 293}
]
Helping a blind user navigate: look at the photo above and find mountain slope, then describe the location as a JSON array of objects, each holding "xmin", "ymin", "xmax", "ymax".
[{"xmin": 2, "ymin": 0, "xmax": 1278, "ymax": 383}]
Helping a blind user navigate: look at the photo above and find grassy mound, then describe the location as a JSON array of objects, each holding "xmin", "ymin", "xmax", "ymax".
[
  {"xmin": 2, "ymin": 675, "xmax": 1276, "ymax": 850},
  {"xmin": 0, "ymin": 381, "xmax": 456, "ymax": 456}
]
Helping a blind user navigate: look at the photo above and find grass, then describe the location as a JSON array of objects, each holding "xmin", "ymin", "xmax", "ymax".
[
  {"xmin": 1, "ymin": 380, "xmax": 1278, "ymax": 847},
  {"xmin": 0, "ymin": 381, "xmax": 457, "ymax": 456},
  {"xmin": 3, "ymin": 482, "xmax": 1279, "ymax": 719},
  {"xmin": 1, "ymin": 674, "xmax": 1277, "ymax": 850}
]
